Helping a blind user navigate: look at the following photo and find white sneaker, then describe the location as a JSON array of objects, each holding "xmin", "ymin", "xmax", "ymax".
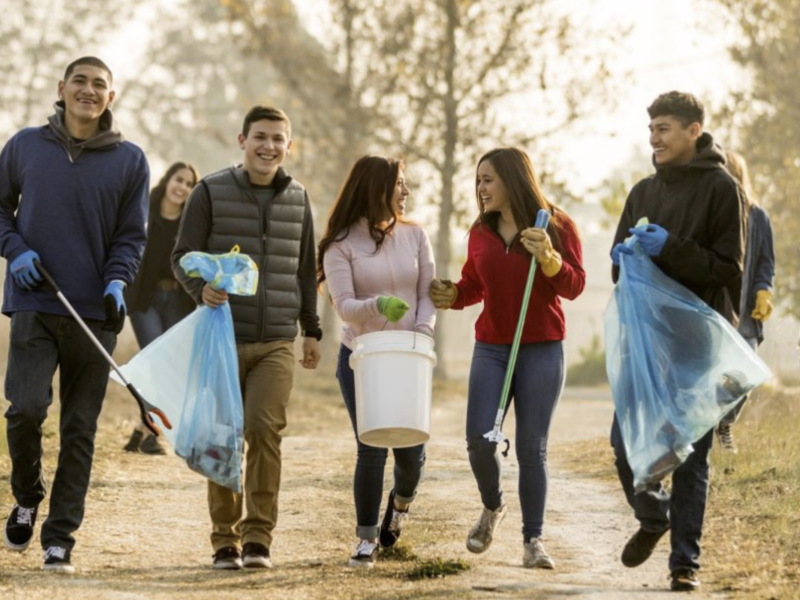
[
  {"xmin": 466, "ymin": 504, "xmax": 507, "ymax": 554},
  {"xmin": 523, "ymin": 537, "xmax": 555, "ymax": 569},
  {"xmin": 348, "ymin": 539, "xmax": 378, "ymax": 568}
]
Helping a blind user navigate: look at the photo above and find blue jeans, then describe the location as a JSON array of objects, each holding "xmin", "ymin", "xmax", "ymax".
[
  {"xmin": 129, "ymin": 288, "xmax": 192, "ymax": 349},
  {"xmin": 4, "ymin": 311, "xmax": 116, "ymax": 552},
  {"xmin": 719, "ymin": 336, "xmax": 758, "ymax": 427},
  {"xmin": 466, "ymin": 341, "xmax": 565, "ymax": 541},
  {"xmin": 611, "ymin": 416, "xmax": 713, "ymax": 572},
  {"xmin": 336, "ymin": 345, "xmax": 426, "ymax": 540}
]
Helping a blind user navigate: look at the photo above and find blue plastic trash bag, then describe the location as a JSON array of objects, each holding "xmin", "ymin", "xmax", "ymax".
[
  {"xmin": 112, "ymin": 246, "xmax": 257, "ymax": 491},
  {"xmin": 180, "ymin": 244, "xmax": 258, "ymax": 295},
  {"xmin": 605, "ymin": 235, "xmax": 772, "ymax": 492}
]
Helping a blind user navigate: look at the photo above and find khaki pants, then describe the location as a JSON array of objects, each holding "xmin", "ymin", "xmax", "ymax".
[{"xmin": 208, "ymin": 340, "xmax": 295, "ymax": 550}]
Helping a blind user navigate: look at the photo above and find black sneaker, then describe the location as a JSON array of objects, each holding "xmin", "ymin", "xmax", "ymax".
[
  {"xmin": 670, "ymin": 568, "xmax": 700, "ymax": 591},
  {"xmin": 212, "ymin": 546, "xmax": 242, "ymax": 570},
  {"xmin": 4, "ymin": 504, "xmax": 38, "ymax": 552},
  {"xmin": 379, "ymin": 489, "xmax": 409, "ymax": 548},
  {"xmin": 242, "ymin": 542, "xmax": 272, "ymax": 568},
  {"xmin": 43, "ymin": 546, "xmax": 75, "ymax": 574},
  {"xmin": 140, "ymin": 434, "xmax": 168, "ymax": 456},
  {"xmin": 123, "ymin": 429, "xmax": 144, "ymax": 452},
  {"xmin": 621, "ymin": 527, "xmax": 669, "ymax": 567}
]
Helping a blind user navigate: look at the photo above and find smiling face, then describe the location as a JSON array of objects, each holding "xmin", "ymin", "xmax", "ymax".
[
  {"xmin": 57, "ymin": 65, "xmax": 114, "ymax": 131},
  {"xmin": 238, "ymin": 119, "xmax": 292, "ymax": 185},
  {"xmin": 649, "ymin": 115, "xmax": 701, "ymax": 166},
  {"xmin": 477, "ymin": 160, "xmax": 510, "ymax": 215},
  {"xmin": 390, "ymin": 169, "xmax": 410, "ymax": 217},
  {"xmin": 163, "ymin": 168, "xmax": 196, "ymax": 208}
]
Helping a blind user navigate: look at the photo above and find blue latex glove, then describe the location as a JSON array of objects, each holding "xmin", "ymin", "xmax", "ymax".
[
  {"xmin": 611, "ymin": 243, "xmax": 634, "ymax": 266},
  {"xmin": 103, "ymin": 281, "xmax": 127, "ymax": 333},
  {"xmin": 9, "ymin": 250, "xmax": 43, "ymax": 290},
  {"xmin": 630, "ymin": 224, "xmax": 668, "ymax": 257}
]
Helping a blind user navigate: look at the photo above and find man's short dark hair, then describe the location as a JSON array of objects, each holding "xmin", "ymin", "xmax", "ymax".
[
  {"xmin": 64, "ymin": 56, "xmax": 113, "ymax": 84},
  {"xmin": 242, "ymin": 106, "xmax": 292, "ymax": 138},
  {"xmin": 647, "ymin": 91, "xmax": 704, "ymax": 128}
]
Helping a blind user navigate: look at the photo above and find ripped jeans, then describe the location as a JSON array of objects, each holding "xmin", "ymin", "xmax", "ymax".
[{"xmin": 466, "ymin": 341, "xmax": 564, "ymax": 541}]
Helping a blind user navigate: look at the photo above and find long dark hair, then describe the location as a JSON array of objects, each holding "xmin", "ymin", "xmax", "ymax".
[
  {"xmin": 148, "ymin": 161, "xmax": 200, "ymax": 220},
  {"xmin": 317, "ymin": 155, "xmax": 403, "ymax": 286},
  {"xmin": 472, "ymin": 147, "xmax": 569, "ymax": 251}
]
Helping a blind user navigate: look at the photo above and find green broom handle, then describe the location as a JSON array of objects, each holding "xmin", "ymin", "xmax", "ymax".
[{"xmin": 496, "ymin": 209, "xmax": 552, "ymax": 414}]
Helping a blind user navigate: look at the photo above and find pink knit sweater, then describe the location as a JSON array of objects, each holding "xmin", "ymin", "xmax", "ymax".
[{"xmin": 323, "ymin": 218, "xmax": 437, "ymax": 349}]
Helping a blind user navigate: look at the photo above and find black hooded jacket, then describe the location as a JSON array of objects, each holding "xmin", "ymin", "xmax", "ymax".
[{"xmin": 611, "ymin": 132, "xmax": 747, "ymax": 324}]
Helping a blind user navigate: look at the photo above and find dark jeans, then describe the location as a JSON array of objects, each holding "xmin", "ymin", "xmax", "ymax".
[
  {"xmin": 466, "ymin": 341, "xmax": 564, "ymax": 541},
  {"xmin": 4, "ymin": 311, "xmax": 116, "ymax": 552},
  {"xmin": 129, "ymin": 288, "xmax": 192, "ymax": 349},
  {"xmin": 336, "ymin": 344, "xmax": 425, "ymax": 540},
  {"xmin": 611, "ymin": 415, "xmax": 713, "ymax": 572}
]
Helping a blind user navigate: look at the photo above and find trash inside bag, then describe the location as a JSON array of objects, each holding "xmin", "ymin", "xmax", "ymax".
[
  {"xmin": 180, "ymin": 244, "xmax": 258, "ymax": 296},
  {"xmin": 604, "ymin": 235, "xmax": 772, "ymax": 492},
  {"xmin": 173, "ymin": 302, "xmax": 243, "ymax": 492},
  {"xmin": 112, "ymin": 246, "xmax": 257, "ymax": 491}
]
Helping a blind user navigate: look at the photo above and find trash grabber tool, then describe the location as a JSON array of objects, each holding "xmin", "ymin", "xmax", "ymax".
[
  {"xmin": 484, "ymin": 209, "xmax": 552, "ymax": 451},
  {"xmin": 34, "ymin": 260, "xmax": 172, "ymax": 437}
]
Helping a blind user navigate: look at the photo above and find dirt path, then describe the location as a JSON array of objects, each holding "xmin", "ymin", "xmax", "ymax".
[{"xmin": 0, "ymin": 384, "xmax": 726, "ymax": 600}]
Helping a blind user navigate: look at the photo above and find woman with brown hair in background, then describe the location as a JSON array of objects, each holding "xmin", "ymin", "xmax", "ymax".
[{"xmin": 122, "ymin": 161, "xmax": 199, "ymax": 454}]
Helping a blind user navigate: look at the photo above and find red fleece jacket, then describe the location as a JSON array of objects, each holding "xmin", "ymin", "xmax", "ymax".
[{"xmin": 452, "ymin": 217, "xmax": 585, "ymax": 344}]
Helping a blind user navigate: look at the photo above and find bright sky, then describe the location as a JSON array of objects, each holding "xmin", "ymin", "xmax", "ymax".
[{"xmin": 104, "ymin": 0, "xmax": 742, "ymax": 197}]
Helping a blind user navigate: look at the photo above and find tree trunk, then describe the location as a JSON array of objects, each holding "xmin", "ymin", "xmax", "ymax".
[{"xmin": 433, "ymin": 0, "xmax": 459, "ymax": 380}]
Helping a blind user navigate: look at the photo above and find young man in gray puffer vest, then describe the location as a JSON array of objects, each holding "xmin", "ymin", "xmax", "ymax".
[{"xmin": 173, "ymin": 105, "xmax": 322, "ymax": 570}]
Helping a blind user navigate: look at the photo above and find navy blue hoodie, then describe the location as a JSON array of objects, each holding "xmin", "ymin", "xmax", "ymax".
[{"xmin": 0, "ymin": 103, "xmax": 149, "ymax": 321}]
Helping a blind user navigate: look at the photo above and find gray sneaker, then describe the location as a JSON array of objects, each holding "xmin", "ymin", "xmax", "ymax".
[
  {"xmin": 466, "ymin": 504, "xmax": 507, "ymax": 554},
  {"xmin": 523, "ymin": 537, "xmax": 555, "ymax": 569},
  {"xmin": 348, "ymin": 539, "xmax": 378, "ymax": 568}
]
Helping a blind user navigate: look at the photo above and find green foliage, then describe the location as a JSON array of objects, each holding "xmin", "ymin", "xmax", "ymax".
[
  {"xmin": 406, "ymin": 557, "xmax": 469, "ymax": 580},
  {"xmin": 711, "ymin": 0, "xmax": 800, "ymax": 317},
  {"xmin": 380, "ymin": 543, "xmax": 418, "ymax": 562},
  {"xmin": 566, "ymin": 334, "xmax": 608, "ymax": 387}
]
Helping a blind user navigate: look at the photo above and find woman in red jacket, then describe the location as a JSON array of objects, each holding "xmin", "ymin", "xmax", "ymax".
[{"xmin": 430, "ymin": 147, "xmax": 585, "ymax": 569}]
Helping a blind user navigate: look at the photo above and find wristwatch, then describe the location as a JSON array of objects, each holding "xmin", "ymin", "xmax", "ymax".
[{"xmin": 303, "ymin": 329, "xmax": 323, "ymax": 341}]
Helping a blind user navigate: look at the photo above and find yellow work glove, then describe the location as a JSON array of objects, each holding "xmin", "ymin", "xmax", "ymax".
[
  {"xmin": 520, "ymin": 228, "xmax": 563, "ymax": 277},
  {"xmin": 751, "ymin": 289, "xmax": 773, "ymax": 322},
  {"xmin": 429, "ymin": 278, "xmax": 458, "ymax": 309}
]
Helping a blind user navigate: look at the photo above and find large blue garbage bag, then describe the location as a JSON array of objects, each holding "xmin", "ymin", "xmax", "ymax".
[
  {"xmin": 113, "ymin": 246, "xmax": 257, "ymax": 491},
  {"xmin": 604, "ymin": 238, "xmax": 771, "ymax": 491}
]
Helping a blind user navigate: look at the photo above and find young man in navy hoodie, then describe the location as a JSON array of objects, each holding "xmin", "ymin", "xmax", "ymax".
[
  {"xmin": 609, "ymin": 91, "xmax": 746, "ymax": 592},
  {"xmin": 0, "ymin": 56, "xmax": 149, "ymax": 573}
]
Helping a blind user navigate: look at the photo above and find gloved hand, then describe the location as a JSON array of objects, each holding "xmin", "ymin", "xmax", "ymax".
[
  {"xmin": 377, "ymin": 295, "xmax": 409, "ymax": 323},
  {"xmin": 103, "ymin": 281, "xmax": 127, "ymax": 333},
  {"xmin": 629, "ymin": 224, "xmax": 668, "ymax": 257},
  {"xmin": 751, "ymin": 289, "xmax": 774, "ymax": 322},
  {"xmin": 429, "ymin": 278, "xmax": 458, "ymax": 309},
  {"xmin": 611, "ymin": 243, "xmax": 633, "ymax": 266},
  {"xmin": 521, "ymin": 228, "xmax": 563, "ymax": 277},
  {"xmin": 9, "ymin": 250, "xmax": 43, "ymax": 290}
]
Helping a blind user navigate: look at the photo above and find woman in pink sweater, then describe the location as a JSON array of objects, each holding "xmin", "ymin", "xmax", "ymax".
[
  {"xmin": 430, "ymin": 147, "xmax": 585, "ymax": 569},
  {"xmin": 317, "ymin": 155, "xmax": 436, "ymax": 568}
]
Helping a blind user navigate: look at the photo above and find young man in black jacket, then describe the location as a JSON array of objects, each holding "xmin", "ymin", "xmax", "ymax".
[{"xmin": 609, "ymin": 91, "xmax": 746, "ymax": 592}]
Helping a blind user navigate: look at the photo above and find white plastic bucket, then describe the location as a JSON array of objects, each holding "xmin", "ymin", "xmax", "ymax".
[{"xmin": 349, "ymin": 330, "xmax": 437, "ymax": 448}]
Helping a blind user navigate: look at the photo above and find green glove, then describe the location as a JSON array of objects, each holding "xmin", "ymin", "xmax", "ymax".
[{"xmin": 377, "ymin": 296, "xmax": 409, "ymax": 323}]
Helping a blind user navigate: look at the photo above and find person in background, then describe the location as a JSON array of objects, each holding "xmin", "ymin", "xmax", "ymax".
[
  {"xmin": 430, "ymin": 147, "xmax": 585, "ymax": 570},
  {"xmin": 0, "ymin": 56, "xmax": 149, "ymax": 573},
  {"xmin": 122, "ymin": 161, "xmax": 200, "ymax": 455},
  {"xmin": 173, "ymin": 105, "xmax": 321, "ymax": 570},
  {"xmin": 317, "ymin": 155, "xmax": 436, "ymax": 568},
  {"xmin": 608, "ymin": 91, "xmax": 746, "ymax": 592},
  {"xmin": 715, "ymin": 150, "xmax": 775, "ymax": 452}
]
